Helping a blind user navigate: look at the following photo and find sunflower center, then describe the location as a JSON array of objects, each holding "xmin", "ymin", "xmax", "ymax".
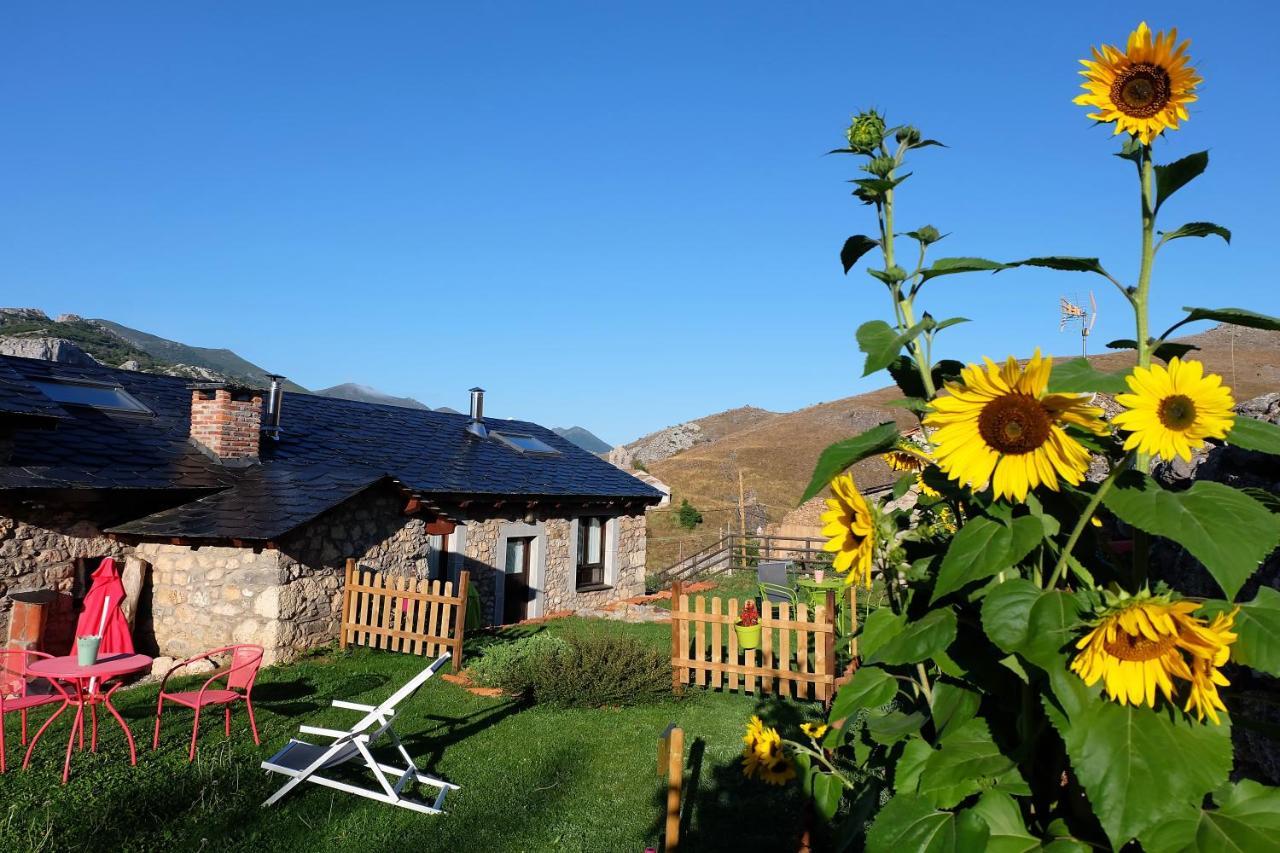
[
  {"xmin": 977, "ymin": 394, "xmax": 1052, "ymax": 455},
  {"xmin": 1111, "ymin": 63, "xmax": 1172, "ymax": 118},
  {"xmin": 1157, "ymin": 394, "xmax": 1198, "ymax": 431},
  {"xmin": 1103, "ymin": 630, "xmax": 1176, "ymax": 662}
]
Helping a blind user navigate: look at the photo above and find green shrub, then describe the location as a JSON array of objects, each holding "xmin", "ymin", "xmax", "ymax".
[
  {"xmin": 467, "ymin": 633, "xmax": 567, "ymax": 694},
  {"xmin": 528, "ymin": 633, "xmax": 671, "ymax": 708},
  {"xmin": 676, "ymin": 499, "xmax": 703, "ymax": 530}
]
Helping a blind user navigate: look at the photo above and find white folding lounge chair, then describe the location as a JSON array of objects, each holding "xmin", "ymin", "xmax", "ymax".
[{"xmin": 260, "ymin": 652, "xmax": 458, "ymax": 814}]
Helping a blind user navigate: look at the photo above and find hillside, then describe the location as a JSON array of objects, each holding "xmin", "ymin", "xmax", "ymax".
[
  {"xmin": 552, "ymin": 426, "xmax": 612, "ymax": 454},
  {"xmin": 314, "ymin": 382, "xmax": 431, "ymax": 410},
  {"xmin": 610, "ymin": 405, "xmax": 778, "ymax": 467},
  {"xmin": 641, "ymin": 324, "xmax": 1280, "ymax": 571}
]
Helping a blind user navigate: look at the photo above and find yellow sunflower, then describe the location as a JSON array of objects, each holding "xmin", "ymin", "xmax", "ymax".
[
  {"xmin": 820, "ymin": 473, "xmax": 875, "ymax": 587},
  {"xmin": 1075, "ymin": 22, "xmax": 1201, "ymax": 145},
  {"xmin": 1070, "ymin": 597, "xmax": 1237, "ymax": 721},
  {"xmin": 1184, "ymin": 608, "xmax": 1238, "ymax": 725},
  {"xmin": 884, "ymin": 440, "xmax": 941, "ymax": 499},
  {"xmin": 800, "ymin": 722, "xmax": 829, "ymax": 741},
  {"xmin": 1112, "ymin": 358, "xmax": 1235, "ymax": 462},
  {"xmin": 923, "ymin": 350, "xmax": 1109, "ymax": 502},
  {"xmin": 740, "ymin": 717, "xmax": 796, "ymax": 785}
]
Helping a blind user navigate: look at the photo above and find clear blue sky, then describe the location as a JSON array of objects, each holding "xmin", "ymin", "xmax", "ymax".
[{"xmin": 3, "ymin": 3, "xmax": 1276, "ymax": 445}]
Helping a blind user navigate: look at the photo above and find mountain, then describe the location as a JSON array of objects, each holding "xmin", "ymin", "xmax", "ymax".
[
  {"xmin": 552, "ymin": 426, "xmax": 612, "ymax": 454},
  {"xmin": 638, "ymin": 324, "xmax": 1280, "ymax": 571},
  {"xmin": 313, "ymin": 383, "xmax": 430, "ymax": 410}
]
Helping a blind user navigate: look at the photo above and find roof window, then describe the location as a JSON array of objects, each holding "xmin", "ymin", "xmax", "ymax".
[
  {"xmin": 491, "ymin": 431, "xmax": 559, "ymax": 455},
  {"xmin": 30, "ymin": 379, "xmax": 152, "ymax": 415}
]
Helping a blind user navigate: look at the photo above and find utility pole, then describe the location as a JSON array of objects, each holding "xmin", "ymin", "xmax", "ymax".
[{"xmin": 738, "ymin": 468, "xmax": 747, "ymax": 571}]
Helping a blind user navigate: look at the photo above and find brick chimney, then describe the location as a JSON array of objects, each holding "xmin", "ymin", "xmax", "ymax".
[{"xmin": 189, "ymin": 384, "xmax": 263, "ymax": 463}]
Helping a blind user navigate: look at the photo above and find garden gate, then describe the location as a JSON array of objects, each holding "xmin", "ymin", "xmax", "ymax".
[{"xmin": 339, "ymin": 559, "xmax": 470, "ymax": 667}]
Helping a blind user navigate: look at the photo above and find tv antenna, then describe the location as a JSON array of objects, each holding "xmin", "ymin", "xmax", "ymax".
[{"xmin": 1059, "ymin": 291, "xmax": 1098, "ymax": 357}]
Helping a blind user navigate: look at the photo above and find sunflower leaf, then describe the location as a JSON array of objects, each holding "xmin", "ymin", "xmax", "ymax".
[
  {"xmin": 858, "ymin": 319, "xmax": 929, "ymax": 376},
  {"xmin": 831, "ymin": 664, "xmax": 899, "ymax": 724},
  {"xmin": 968, "ymin": 791, "xmax": 1041, "ymax": 853},
  {"xmin": 865, "ymin": 607, "xmax": 957, "ymax": 665},
  {"xmin": 800, "ymin": 422, "xmax": 900, "ymax": 503},
  {"xmin": 1175, "ymin": 306, "xmax": 1280, "ymax": 333},
  {"xmin": 981, "ymin": 578, "xmax": 1042, "ymax": 654},
  {"xmin": 1155, "ymin": 150, "xmax": 1209, "ymax": 212},
  {"xmin": 1004, "ymin": 256, "xmax": 1112, "ymax": 278},
  {"xmin": 918, "ymin": 718, "xmax": 1020, "ymax": 808},
  {"xmin": 1199, "ymin": 587, "xmax": 1280, "ymax": 676},
  {"xmin": 1139, "ymin": 780, "xmax": 1280, "ymax": 853},
  {"xmin": 865, "ymin": 794, "xmax": 989, "ymax": 853},
  {"xmin": 932, "ymin": 516, "xmax": 1041, "ymax": 602},
  {"xmin": 1160, "ymin": 221, "xmax": 1231, "ymax": 245},
  {"xmin": 1100, "ymin": 473, "xmax": 1280, "ymax": 600},
  {"xmin": 888, "ymin": 356, "xmax": 964, "ymax": 400},
  {"xmin": 1226, "ymin": 416, "xmax": 1280, "ymax": 456},
  {"xmin": 841, "ymin": 235, "xmax": 880, "ymax": 273},
  {"xmin": 917, "ymin": 257, "xmax": 1009, "ymax": 283},
  {"xmin": 867, "ymin": 266, "xmax": 910, "ymax": 285},
  {"xmin": 1046, "ymin": 358, "xmax": 1130, "ymax": 394},
  {"xmin": 1105, "ymin": 338, "xmax": 1200, "ymax": 363}
]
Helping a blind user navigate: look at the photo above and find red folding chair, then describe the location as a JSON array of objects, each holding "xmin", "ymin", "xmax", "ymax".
[
  {"xmin": 152, "ymin": 644, "xmax": 264, "ymax": 761},
  {"xmin": 0, "ymin": 649, "xmax": 70, "ymax": 773}
]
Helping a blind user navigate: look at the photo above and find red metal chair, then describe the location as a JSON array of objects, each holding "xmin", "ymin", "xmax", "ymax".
[
  {"xmin": 0, "ymin": 649, "xmax": 70, "ymax": 773},
  {"xmin": 152, "ymin": 644, "xmax": 264, "ymax": 761}
]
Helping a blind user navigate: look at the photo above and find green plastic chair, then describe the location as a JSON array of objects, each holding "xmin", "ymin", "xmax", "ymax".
[{"xmin": 756, "ymin": 561, "xmax": 797, "ymax": 606}]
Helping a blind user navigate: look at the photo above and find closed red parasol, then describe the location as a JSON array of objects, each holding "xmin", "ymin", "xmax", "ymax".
[{"xmin": 75, "ymin": 557, "xmax": 134, "ymax": 655}]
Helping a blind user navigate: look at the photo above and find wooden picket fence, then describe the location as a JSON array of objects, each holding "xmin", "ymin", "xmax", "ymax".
[
  {"xmin": 339, "ymin": 559, "xmax": 470, "ymax": 667},
  {"xmin": 669, "ymin": 580, "xmax": 836, "ymax": 701}
]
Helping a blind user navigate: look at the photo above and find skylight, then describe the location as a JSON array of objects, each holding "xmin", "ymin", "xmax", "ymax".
[
  {"xmin": 31, "ymin": 379, "xmax": 152, "ymax": 415},
  {"xmin": 491, "ymin": 431, "xmax": 559, "ymax": 455}
]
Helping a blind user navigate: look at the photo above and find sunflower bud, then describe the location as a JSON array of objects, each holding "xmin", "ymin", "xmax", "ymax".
[
  {"xmin": 864, "ymin": 155, "xmax": 897, "ymax": 178},
  {"xmin": 846, "ymin": 110, "xmax": 886, "ymax": 153},
  {"xmin": 895, "ymin": 125, "xmax": 922, "ymax": 146}
]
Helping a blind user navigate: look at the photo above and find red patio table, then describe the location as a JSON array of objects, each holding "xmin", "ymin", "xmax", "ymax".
[{"xmin": 23, "ymin": 653, "xmax": 152, "ymax": 783}]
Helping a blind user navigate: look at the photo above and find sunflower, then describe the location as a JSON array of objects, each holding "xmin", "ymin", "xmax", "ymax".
[
  {"xmin": 923, "ymin": 350, "xmax": 1108, "ymax": 502},
  {"xmin": 1070, "ymin": 596, "xmax": 1237, "ymax": 721},
  {"xmin": 741, "ymin": 717, "xmax": 796, "ymax": 785},
  {"xmin": 884, "ymin": 440, "xmax": 941, "ymax": 499},
  {"xmin": 821, "ymin": 473, "xmax": 876, "ymax": 587},
  {"xmin": 1074, "ymin": 22, "xmax": 1201, "ymax": 145},
  {"xmin": 800, "ymin": 722, "xmax": 829, "ymax": 741},
  {"xmin": 1112, "ymin": 358, "xmax": 1235, "ymax": 462}
]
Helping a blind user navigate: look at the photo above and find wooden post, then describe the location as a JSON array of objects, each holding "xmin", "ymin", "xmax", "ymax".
[
  {"xmin": 822, "ymin": 590, "xmax": 837, "ymax": 702},
  {"xmin": 340, "ymin": 558, "xmax": 356, "ymax": 649},
  {"xmin": 849, "ymin": 584, "xmax": 859, "ymax": 660},
  {"xmin": 120, "ymin": 556, "xmax": 150, "ymax": 630},
  {"xmin": 670, "ymin": 580, "xmax": 683, "ymax": 694},
  {"xmin": 664, "ymin": 726, "xmax": 684, "ymax": 851},
  {"xmin": 737, "ymin": 468, "xmax": 747, "ymax": 571},
  {"xmin": 451, "ymin": 570, "xmax": 470, "ymax": 669}
]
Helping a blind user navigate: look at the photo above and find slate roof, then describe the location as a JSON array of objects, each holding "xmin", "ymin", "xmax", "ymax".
[
  {"xmin": 0, "ymin": 355, "xmax": 660, "ymax": 540},
  {"xmin": 0, "ymin": 359, "xmax": 68, "ymax": 421}
]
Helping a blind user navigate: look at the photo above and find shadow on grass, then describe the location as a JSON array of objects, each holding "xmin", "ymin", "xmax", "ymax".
[{"xmin": 400, "ymin": 698, "xmax": 529, "ymax": 774}]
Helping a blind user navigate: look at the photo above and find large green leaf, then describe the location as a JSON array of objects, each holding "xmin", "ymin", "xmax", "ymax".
[
  {"xmin": 841, "ymin": 235, "xmax": 880, "ymax": 273},
  {"xmin": 1201, "ymin": 587, "xmax": 1280, "ymax": 676},
  {"xmin": 930, "ymin": 681, "xmax": 980, "ymax": 739},
  {"xmin": 1140, "ymin": 780, "xmax": 1280, "ymax": 853},
  {"xmin": 1021, "ymin": 590, "xmax": 1084, "ymax": 674},
  {"xmin": 1042, "ymin": 667, "xmax": 1234, "ymax": 847},
  {"xmin": 1178, "ymin": 306, "xmax": 1280, "ymax": 333},
  {"xmin": 1046, "ymin": 358, "xmax": 1130, "ymax": 394},
  {"xmin": 867, "ymin": 711, "xmax": 928, "ymax": 745},
  {"xmin": 981, "ymin": 578, "xmax": 1042, "ymax": 654},
  {"xmin": 1160, "ymin": 221, "xmax": 1231, "ymax": 245},
  {"xmin": 866, "ymin": 608, "xmax": 957, "ymax": 666},
  {"xmin": 831, "ymin": 665, "xmax": 899, "ymax": 723},
  {"xmin": 918, "ymin": 718, "xmax": 1019, "ymax": 808},
  {"xmin": 800, "ymin": 422, "xmax": 901, "ymax": 503},
  {"xmin": 1226, "ymin": 416, "xmax": 1280, "ymax": 456},
  {"xmin": 858, "ymin": 319, "xmax": 929, "ymax": 376},
  {"xmin": 811, "ymin": 772, "xmax": 844, "ymax": 822},
  {"xmin": 888, "ymin": 356, "xmax": 964, "ymax": 399},
  {"xmin": 968, "ymin": 791, "xmax": 1040, "ymax": 853},
  {"xmin": 1006, "ymin": 256, "xmax": 1111, "ymax": 277},
  {"xmin": 859, "ymin": 607, "xmax": 906, "ymax": 660},
  {"xmin": 1155, "ymin": 151, "xmax": 1208, "ymax": 211},
  {"xmin": 866, "ymin": 794, "xmax": 990, "ymax": 853},
  {"xmin": 917, "ymin": 257, "xmax": 1008, "ymax": 283},
  {"xmin": 933, "ymin": 516, "xmax": 1042, "ymax": 602},
  {"xmin": 1106, "ymin": 338, "xmax": 1200, "ymax": 363},
  {"xmin": 1101, "ymin": 473, "xmax": 1280, "ymax": 600}
]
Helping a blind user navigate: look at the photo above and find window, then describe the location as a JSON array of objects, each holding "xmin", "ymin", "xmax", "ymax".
[
  {"xmin": 491, "ymin": 431, "xmax": 559, "ymax": 455},
  {"xmin": 31, "ymin": 379, "xmax": 151, "ymax": 414},
  {"xmin": 576, "ymin": 516, "xmax": 608, "ymax": 589}
]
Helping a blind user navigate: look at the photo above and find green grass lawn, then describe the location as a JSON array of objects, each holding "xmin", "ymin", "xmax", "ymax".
[{"xmin": 1, "ymin": 618, "xmax": 824, "ymax": 852}]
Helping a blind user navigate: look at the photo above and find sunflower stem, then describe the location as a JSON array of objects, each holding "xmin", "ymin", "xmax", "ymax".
[
  {"xmin": 1130, "ymin": 143, "xmax": 1158, "ymax": 587},
  {"xmin": 915, "ymin": 662, "xmax": 934, "ymax": 708},
  {"xmin": 1047, "ymin": 451, "xmax": 1135, "ymax": 589}
]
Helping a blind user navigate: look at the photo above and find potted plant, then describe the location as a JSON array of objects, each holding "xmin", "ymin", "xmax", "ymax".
[{"xmin": 735, "ymin": 601, "xmax": 761, "ymax": 650}]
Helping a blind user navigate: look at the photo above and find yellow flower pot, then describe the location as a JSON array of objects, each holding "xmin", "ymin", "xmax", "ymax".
[{"xmin": 735, "ymin": 623, "xmax": 761, "ymax": 650}]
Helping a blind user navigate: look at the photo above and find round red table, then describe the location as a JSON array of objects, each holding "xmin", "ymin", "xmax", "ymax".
[{"xmin": 24, "ymin": 653, "xmax": 152, "ymax": 783}]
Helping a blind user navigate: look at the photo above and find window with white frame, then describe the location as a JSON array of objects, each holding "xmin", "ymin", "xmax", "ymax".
[{"xmin": 576, "ymin": 516, "xmax": 608, "ymax": 589}]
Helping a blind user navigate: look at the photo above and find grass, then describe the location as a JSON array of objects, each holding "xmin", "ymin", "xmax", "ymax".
[{"xmin": 1, "ymin": 618, "xmax": 824, "ymax": 852}]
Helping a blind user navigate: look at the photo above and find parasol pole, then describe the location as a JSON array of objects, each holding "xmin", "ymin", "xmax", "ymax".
[{"xmin": 88, "ymin": 595, "xmax": 111, "ymax": 695}]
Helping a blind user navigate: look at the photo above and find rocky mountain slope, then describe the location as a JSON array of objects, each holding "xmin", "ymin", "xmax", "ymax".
[{"xmin": 552, "ymin": 426, "xmax": 612, "ymax": 454}]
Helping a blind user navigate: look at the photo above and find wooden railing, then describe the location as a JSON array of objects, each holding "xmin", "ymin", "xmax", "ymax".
[
  {"xmin": 339, "ymin": 559, "xmax": 470, "ymax": 668},
  {"xmin": 656, "ymin": 532, "xmax": 836, "ymax": 582},
  {"xmin": 669, "ymin": 581, "xmax": 836, "ymax": 701}
]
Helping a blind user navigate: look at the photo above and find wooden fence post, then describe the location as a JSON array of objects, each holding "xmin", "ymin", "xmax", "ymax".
[
  {"xmin": 340, "ymin": 558, "xmax": 355, "ymax": 649},
  {"xmin": 823, "ymin": 589, "xmax": 837, "ymax": 702},
  {"xmin": 670, "ymin": 580, "xmax": 683, "ymax": 694},
  {"xmin": 451, "ymin": 569, "xmax": 470, "ymax": 669},
  {"xmin": 664, "ymin": 725, "xmax": 684, "ymax": 852}
]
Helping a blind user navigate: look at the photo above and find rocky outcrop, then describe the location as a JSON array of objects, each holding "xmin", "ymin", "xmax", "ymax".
[
  {"xmin": 0, "ymin": 335, "xmax": 98, "ymax": 366},
  {"xmin": 610, "ymin": 421, "xmax": 707, "ymax": 468}
]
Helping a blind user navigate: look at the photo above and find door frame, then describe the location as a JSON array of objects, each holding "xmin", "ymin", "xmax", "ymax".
[{"xmin": 494, "ymin": 522, "xmax": 547, "ymax": 623}]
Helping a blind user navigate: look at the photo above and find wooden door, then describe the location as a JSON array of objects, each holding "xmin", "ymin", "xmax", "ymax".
[{"xmin": 503, "ymin": 536, "xmax": 534, "ymax": 623}]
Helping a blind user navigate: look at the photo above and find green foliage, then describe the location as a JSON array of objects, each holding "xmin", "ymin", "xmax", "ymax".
[
  {"xmin": 1045, "ymin": 358, "xmax": 1130, "ymax": 393},
  {"xmin": 1154, "ymin": 150, "xmax": 1209, "ymax": 211},
  {"xmin": 467, "ymin": 633, "xmax": 568, "ymax": 694},
  {"xmin": 800, "ymin": 422, "xmax": 900, "ymax": 503},
  {"xmin": 526, "ymin": 633, "xmax": 672, "ymax": 708},
  {"xmin": 1200, "ymin": 587, "xmax": 1280, "ymax": 676},
  {"xmin": 1226, "ymin": 416, "xmax": 1280, "ymax": 455},
  {"xmin": 842, "ymin": 235, "xmax": 880, "ymax": 272},
  {"xmin": 1140, "ymin": 780, "xmax": 1280, "ymax": 853},
  {"xmin": 857, "ymin": 319, "xmax": 930, "ymax": 376},
  {"xmin": 1159, "ymin": 221, "xmax": 1231, "ymax": 245},
  {"xmin": 675, "ymin": 498, "xmax": 703, "ymax": 530}
]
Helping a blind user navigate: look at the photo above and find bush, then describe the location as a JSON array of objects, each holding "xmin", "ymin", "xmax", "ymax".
[
  {"xmin": 676, "ymin": 499, "xmax": 703, "ymax": 530},
  {"xmin": 529, "ymin": 633, "xmax": 671, "ymax": 708},
  {"xmin": 467, "ymin": 633, "xmax": 567, "ymax": 694}
]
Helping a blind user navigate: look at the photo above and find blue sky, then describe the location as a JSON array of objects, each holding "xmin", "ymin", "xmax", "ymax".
[{"xmin": 3, "ymin": 3, "xmax": 1276, "ymax": 445}]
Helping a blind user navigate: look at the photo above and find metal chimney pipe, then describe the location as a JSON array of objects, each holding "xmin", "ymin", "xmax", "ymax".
[
  {"xmin": 264, "ymin": 374, "xmax": 285, "ymax": 439},
  {"xmin": 466, "ymin": 387, "xmax": 487, "ymax": 438}
]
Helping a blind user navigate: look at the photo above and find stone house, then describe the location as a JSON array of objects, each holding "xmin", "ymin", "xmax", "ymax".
[{"xmin": 0, "ymin": 355, "xmax": 661, "ymax": 663}]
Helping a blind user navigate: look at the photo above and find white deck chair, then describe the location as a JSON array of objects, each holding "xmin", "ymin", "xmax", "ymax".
[{"xmin": 260, "ymin": 652, "xmax": 458, "ymax": 814}]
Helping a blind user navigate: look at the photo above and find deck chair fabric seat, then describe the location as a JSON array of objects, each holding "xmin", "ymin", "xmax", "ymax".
[{"xmin": 260, "ymin": 651, "xmax": 458, "ymax": 815}]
